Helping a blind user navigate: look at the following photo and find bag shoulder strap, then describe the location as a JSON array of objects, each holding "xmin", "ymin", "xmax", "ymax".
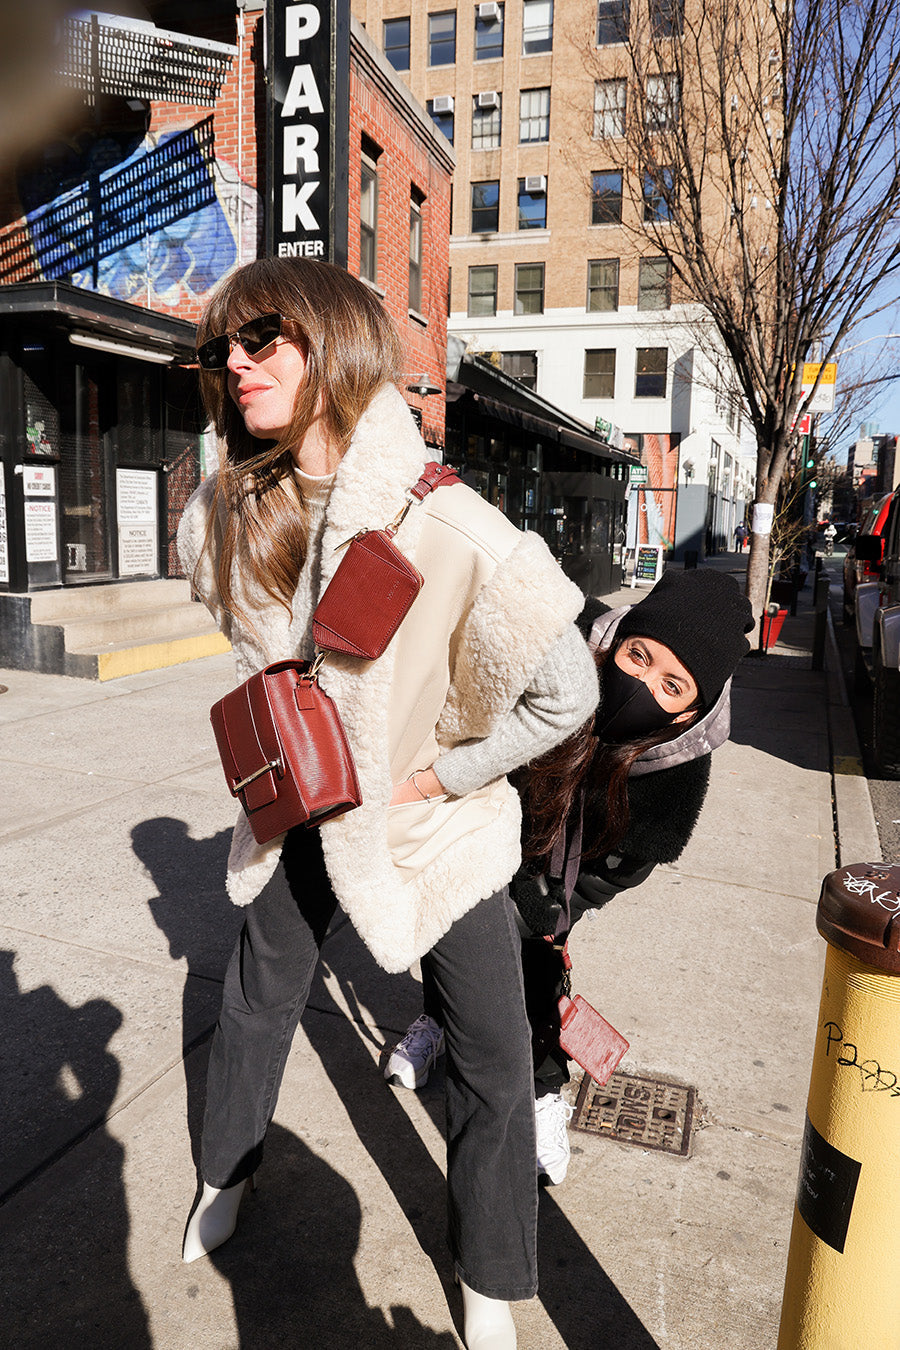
[
  {"xmin": 385, "ymin": 462, "xmax": 462, "ymax": 537},
  {"xmin": 408, "ymin": 461, "xmax": 462, "ymax": 501}
]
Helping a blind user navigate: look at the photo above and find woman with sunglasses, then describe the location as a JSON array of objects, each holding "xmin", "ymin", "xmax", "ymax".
[
  {"xmin": 176, "ymin": 258, "xmax": 598, "ymax": 1348},
  {"xmin": 386, "ymin": 568, "xmax": 753, "ymax": 1185}
]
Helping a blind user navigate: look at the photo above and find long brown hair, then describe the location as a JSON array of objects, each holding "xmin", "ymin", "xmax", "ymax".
[
  {"xmin": 195, "ymin": 258, "xmax": 403, "ymax": 623},
  {"xmin": 516, "ymin": 642, "xmax": 700, "ymax": 868}
]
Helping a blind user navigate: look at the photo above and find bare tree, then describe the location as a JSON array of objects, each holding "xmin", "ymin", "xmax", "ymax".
[{"xmin": 583, "ymin": 0, "xmax": 900, "ymax": 625}]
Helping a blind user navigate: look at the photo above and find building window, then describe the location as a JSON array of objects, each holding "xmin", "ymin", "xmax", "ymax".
[
  {"xmin": 638, "ymin": 256, "xmax": 670, "ymax": 309},
  {"xmin": 360, "ymin": 141, "xmax": 379, "ymax": 284},
  {"xmin": 383, "ymin": 17, "xmax": 410, "ymax": 71},
  {"xmin": 427, "ymin": 100, "xmax": 455, "ymax": 143},
  {"xmin": 643, "ymin": 166, "xmax": 675, "ymax": 221},
  {"xmin": 429, "ymin": 10, "xmax": 456, "ymax": 65},
  {"xmin": 635, "ymin": 347, "xmax": 668, "ymax": 397},
  {"xmin": 522, "ymin": 0, "xmax": 553, "ymax": 54},
  {"xmin": 517, "ymin": 177, "xmax": 547, "ymax": 229},
  {"xmin": 593, "ymin": 79, "xmax": 626, "ymax": 138},
  {"xmin": 471, "ymin": 180, "xmax": 500, "ymax": 232},
  {"xmin": 587, "ymin": 258, "xmax": 619, "ymax": 311},
  {"xmin": 409, "ymin": 190, "xmax": 424, "ymax": 313},
  {"xmin": 591, "ymin": 170, "xmax": 623, "ymax": 224},
  {"xmin": 472, "ymin": 94, "xmax": 502, "ymax": 149},
  {"xmin": 475, "ymin": 3, "xmax": 504, "ymax": 60},
  {"xmin": 519, "ymin": 87, "xmax": 550, "ymax": 142},
  {"xmin": 515, "ymin": 263, "xmax": 545, "ymax": 314},
  {"xmin": 500, "ymin": 352, "xmax": 538, "ymax": 388},
  {"xmin": 646, "ymin": 73, "xmax": 679, "ymax": 132},
  {"xmin": 651, "ymin": 0, "xmax": 684, "ymax": 38},
  {"xmin": 597, "ymin": 0, "xmax": 629, "ymax": 45},
  {"xmin": 468, "ymin": 265, "xmax": 498, "ymax": 316},
  {"xmin": 584, "ymin": 349, "xmax": 616, "ymax": 398}
]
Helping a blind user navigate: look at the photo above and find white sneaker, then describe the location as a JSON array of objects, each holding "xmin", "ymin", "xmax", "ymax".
[
  {"xmin": 384, "ymin": 1013, "xmax": 445, "ymax": 1089},
  {"xmin": 535, "ymin": 1092, "xmax": 574, "ymax": 1185}
]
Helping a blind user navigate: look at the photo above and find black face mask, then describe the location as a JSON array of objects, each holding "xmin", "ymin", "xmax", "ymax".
[{"xmin": 595, "ymin": 656, "xmax": 680, "ymax": 745}]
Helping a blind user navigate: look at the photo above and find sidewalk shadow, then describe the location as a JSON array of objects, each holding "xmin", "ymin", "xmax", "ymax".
[
  {"xmin": 538, "ymin": 1188, "xmax": 660, "ymax": 1349},
  {"xmin": 0, "ymin": 949, "xmax": 150, "ymax": 1346},
  {"xmin": 209, "ymin": 1121, "xmax": 458, "ymax": 1348},
  {"xmin": 135, "ymin": 815, "xmax": 241, "ymax": 1158}
]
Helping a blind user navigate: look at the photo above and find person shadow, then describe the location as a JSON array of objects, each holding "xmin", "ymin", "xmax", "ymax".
[
  {"xmin": 141, "ymin": 817, "xmax": 659, "ymax": 1347},
  {"xmin": 0, "ymin": 949, "xmax": 151, "ymax": 1347}
]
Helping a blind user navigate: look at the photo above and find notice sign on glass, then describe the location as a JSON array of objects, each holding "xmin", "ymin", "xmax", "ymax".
[
  {"xmin": 25, "ymin": 500, "xmax": 58, "ymax": 562},
  {"xmin": 116, "ymin": 469, "xmax": 158, "ymax": 577}
]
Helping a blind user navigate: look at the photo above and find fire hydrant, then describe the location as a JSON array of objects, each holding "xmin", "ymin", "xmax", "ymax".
[{"xmin": 777, "ymin": 862, "xmax": 900, "ymax": 1348}]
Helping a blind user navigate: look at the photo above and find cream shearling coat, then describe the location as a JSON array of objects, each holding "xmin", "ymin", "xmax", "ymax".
[{"xmin": 178, "ymin": 384, "xmax": 589, "ymax": 973}]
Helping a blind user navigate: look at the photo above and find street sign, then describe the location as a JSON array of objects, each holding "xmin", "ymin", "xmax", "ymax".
[{"xmin": 799, "ymin": 362, "xmax": 837, "ymax": 413}]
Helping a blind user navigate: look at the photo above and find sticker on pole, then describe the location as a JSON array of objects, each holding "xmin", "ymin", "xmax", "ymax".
[
  {"xmin": 796, "ymin": 1113, "xmax": 861, "ymax": 1253},
  {"xmin": 753, "ymin": 502, "xmax": 774, "ymax": 536}
]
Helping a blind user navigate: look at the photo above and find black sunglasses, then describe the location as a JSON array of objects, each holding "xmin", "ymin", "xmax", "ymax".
[{"xmin": 196, "ymin": 313, "xmax": 283, "ymax": 370}]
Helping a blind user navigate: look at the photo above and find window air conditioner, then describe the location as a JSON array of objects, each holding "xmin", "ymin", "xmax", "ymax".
[
  {"xmin": 477, "ymin": 91, "xmax": 500, "ymax": 109},
  {"xmin": 433, "ymin": 95, "xmax": 454, "ymax": 113},
  {"xmin": 524, "ymin": 175, "xmax": 547, "ymax": 194},
  {"xmin": 478, "ymin": 2, "xmax": 501, "ymax": 20}
]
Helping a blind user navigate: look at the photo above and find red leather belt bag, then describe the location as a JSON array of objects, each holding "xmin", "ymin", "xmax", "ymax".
[{"xmin": 210, "ymin": 462, "xmax": 460, "ymax": 844}]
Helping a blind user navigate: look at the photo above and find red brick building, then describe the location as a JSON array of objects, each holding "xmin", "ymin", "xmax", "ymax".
[{"xmin": 0, "ymin": 2, "xmax": 454, "ymax": 676}]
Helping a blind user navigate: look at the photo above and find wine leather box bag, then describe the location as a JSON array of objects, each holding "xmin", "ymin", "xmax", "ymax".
[
  {"xmin": 211, "ymin": 658, "xmax": 361, "ymax": 844},
  {"xmin": 209, "ymin": 463, "xmax": 461, "ymax": 844}
]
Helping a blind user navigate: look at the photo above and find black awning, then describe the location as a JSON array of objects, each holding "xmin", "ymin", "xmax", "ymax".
[
  {"xmin": 0, "ymin": 281, "xmax": 197, "ymax": 357},
  {"xmin": 470, "ymin": 392, "xmax": 562, "ymax": 440}
]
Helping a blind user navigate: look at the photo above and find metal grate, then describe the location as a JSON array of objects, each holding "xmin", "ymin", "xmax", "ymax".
[
  {"xmin": 59, "ymin": 14, "xmax": 236, "ymax": 109},
  {"xmin": 572, "ymin": 1070, "xmax": 696, "ymax": 1156}
]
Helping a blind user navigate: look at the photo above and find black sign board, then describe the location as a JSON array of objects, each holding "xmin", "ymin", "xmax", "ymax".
[
  {"xmin": 635, "ymin": 546, "xmax": 661, "ymax": 582},
  {"xmin": 266, "ymin": 1, "xmax": 350, "ymax": 265},
  {"xmin": 796, "ymin": 1113, "xmax": 861, "ymax": 1254}
]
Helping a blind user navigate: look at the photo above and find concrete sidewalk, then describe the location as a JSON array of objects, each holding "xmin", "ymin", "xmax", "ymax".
[{"xmin": 0, "ymin": 557, "xmax": 881, "ymax": 1349}]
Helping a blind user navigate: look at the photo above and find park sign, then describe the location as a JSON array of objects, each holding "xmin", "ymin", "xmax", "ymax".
[{"xmin": 266, "ymin": 1, "xmax": 350, "ymax": 265}]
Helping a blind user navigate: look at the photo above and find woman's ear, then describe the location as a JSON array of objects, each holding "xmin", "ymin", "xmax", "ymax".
[{"xmin": 672, "ymin": 708, "xmax": 699, "ymax": 727}]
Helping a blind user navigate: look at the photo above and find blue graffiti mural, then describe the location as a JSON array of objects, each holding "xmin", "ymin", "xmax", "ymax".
[{"xmin": 3, "ymin": 117, "xmax": 255, "ymax": 302}]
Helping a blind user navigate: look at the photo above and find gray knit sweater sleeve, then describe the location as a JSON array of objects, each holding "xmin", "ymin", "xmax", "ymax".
[{"xmin": 434, "ymin": 622, "xmax": 598, "ymax": 798}]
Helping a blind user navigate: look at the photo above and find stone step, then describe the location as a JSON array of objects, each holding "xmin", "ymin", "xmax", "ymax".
[
  {"xmin": 60, "ymin": 598, "xmax": 217, "ymax": 649},
  {"xmin": 29, "ymin": 578, "xmax": 193, "ymax": 623}
]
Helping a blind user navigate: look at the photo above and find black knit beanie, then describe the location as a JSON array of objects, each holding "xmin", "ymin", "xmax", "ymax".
[{"xmin": 615, "ymin": 568, "xmax": 754, "ymax": 707}]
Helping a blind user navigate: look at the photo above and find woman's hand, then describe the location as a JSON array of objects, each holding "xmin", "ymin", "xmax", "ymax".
[{"xmin": 389, "ymin": 767, "xmax": 445, "ymax": 806}]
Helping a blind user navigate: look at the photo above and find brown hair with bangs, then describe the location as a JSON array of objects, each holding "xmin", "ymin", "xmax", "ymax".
[{"xmin": 195, "ymin": 257, "xmax": 403, "ymax": 623}]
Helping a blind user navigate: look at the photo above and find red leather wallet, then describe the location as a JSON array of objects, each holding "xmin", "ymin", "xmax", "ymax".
[
  {"xmin": 557, "ymin": 993, "xmax": 629, "ymax": 1087},
  {"xmin": 312, "ymin": 529, "xmax": 423, "ymax": 660}
]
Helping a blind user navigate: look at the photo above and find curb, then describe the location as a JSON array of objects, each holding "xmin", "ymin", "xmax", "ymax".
[{"xmin": 823, "ymin": 603, "xmax": 882, "ymax": 866}]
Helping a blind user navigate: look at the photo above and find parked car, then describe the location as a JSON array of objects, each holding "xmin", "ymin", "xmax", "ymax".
[
  {"xmin": 843, "ymin": 492, "xmax": 892, "ymax": 623},
  {"xmin": 852, "ymin": 486, "xmax": 900, "ymax": 776}
]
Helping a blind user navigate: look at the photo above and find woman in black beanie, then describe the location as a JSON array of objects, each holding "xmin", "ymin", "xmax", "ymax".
[{"xmin": 386, "ymin": 568, "xmax": 754, "ymax": 1186}]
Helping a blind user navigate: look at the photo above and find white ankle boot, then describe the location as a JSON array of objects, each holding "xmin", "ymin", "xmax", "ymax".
[
  {"xmin": 459, "ymin": 1277, "xmax": 517, "ymax": 1349},
  {"xmin": 182, "ymin": 1177, "xmax": 253, "ymax": 1263}
]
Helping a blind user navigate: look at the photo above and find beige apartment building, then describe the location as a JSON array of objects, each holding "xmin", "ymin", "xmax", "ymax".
[{"xmin": 352, "ymin": 0, "xmax": 758, "ymax": 558}]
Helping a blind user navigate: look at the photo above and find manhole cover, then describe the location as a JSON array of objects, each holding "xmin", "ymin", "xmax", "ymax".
[{"xmin": 571, "ymin": 1070, "xmax": 696, "ymax": 1156}]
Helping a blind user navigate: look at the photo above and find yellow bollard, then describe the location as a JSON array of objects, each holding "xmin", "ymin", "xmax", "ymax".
[{"xmin": 777, "ymin": 862, "xmax": 900, "ymax": 1350}]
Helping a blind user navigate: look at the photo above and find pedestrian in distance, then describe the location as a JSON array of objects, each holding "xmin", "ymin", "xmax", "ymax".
[
  {"xmin": 823, "ymin": 520, "xmax": 837, "ymax": 556},
  {"xmin": 733, "ymin": 521, "xmax": 748, "ymax": 552},
  {"xmin": 386, "ymin": 568, "xmax": 754, "ymax": 1187},
  {"xmin": 176, "ymin": 257, "xmax": 599, "ymax": 1349}
]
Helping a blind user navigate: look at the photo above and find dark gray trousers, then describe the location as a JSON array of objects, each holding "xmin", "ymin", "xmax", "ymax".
[{"xmin": 200, "ymin": 827, "xmax": 538, "ymax": 1301}]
